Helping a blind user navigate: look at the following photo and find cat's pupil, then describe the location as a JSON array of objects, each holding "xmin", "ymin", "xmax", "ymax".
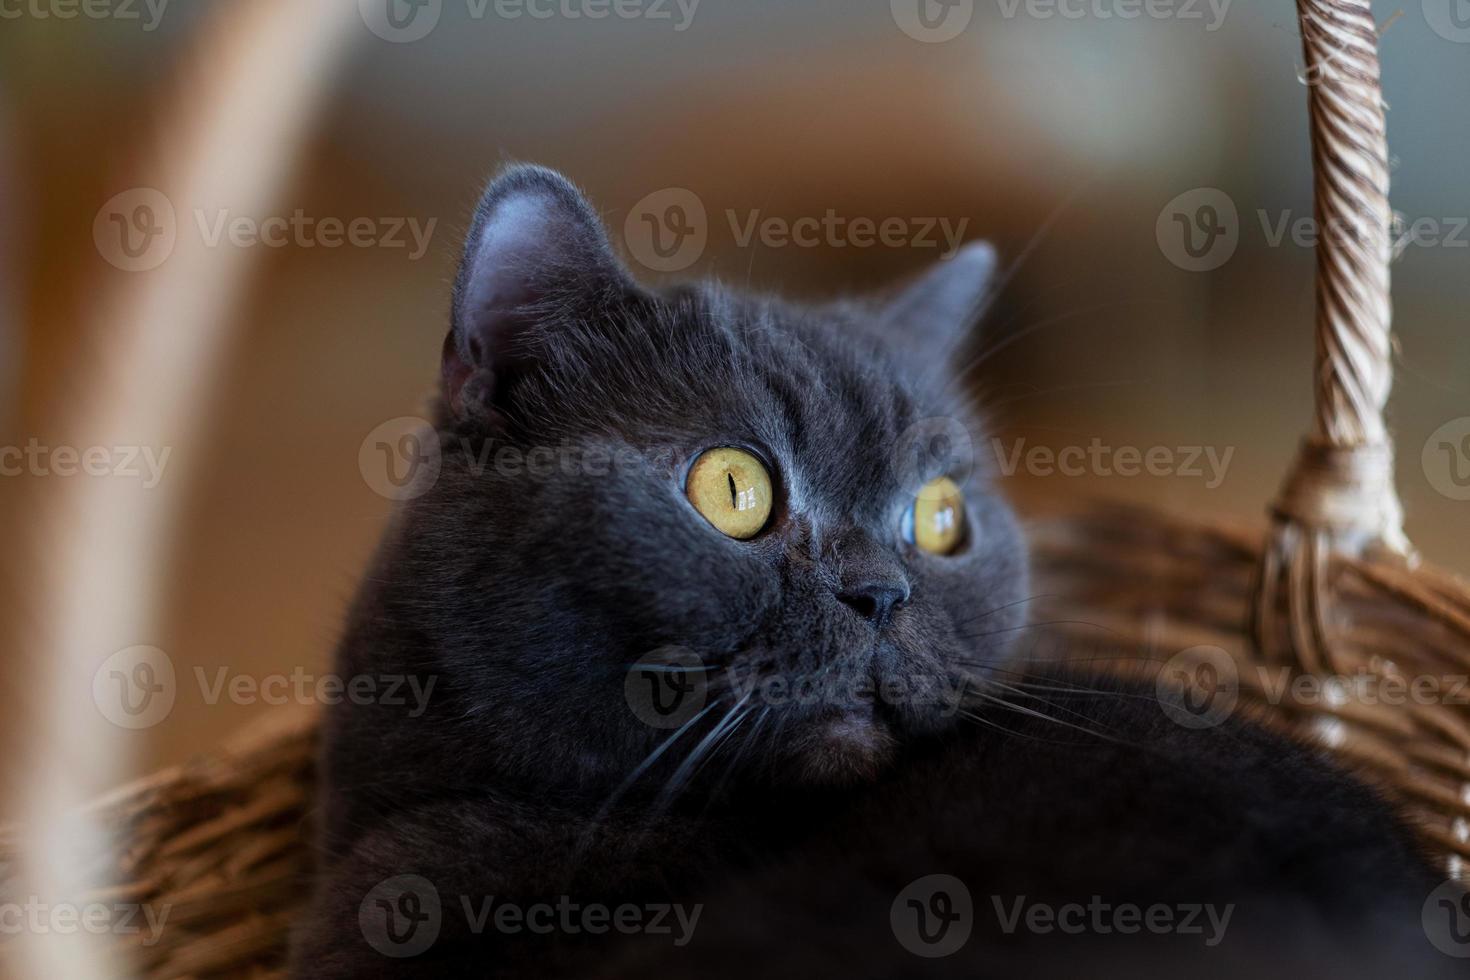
[{"xmin": 728, "ymin": 472, "xmax": 738, "ymax": 509}]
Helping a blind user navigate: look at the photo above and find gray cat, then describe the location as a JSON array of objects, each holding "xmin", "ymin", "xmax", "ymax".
[{"xmin": 291, "ymin": 166, "xmax": 1461, "ymax": 978}]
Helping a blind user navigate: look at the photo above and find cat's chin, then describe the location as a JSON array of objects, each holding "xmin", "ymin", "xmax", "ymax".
[{"xmin": 792, "ymin": 709, "xmax": 898, "ymax": 786}]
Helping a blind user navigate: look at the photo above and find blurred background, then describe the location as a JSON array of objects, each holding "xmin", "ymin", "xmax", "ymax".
[{"xmin": 0, "ymin": 0, "xmax": 1466, "ymax": 796}]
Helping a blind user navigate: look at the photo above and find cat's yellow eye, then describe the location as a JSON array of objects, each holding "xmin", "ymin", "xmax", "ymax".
[
  {"xmin": 902, "ymin": 476, "xmax": 966, "ymax": 555},
  {"xmin": 686, "ymin": 447, "xmax": 773, "ymax": 540}
]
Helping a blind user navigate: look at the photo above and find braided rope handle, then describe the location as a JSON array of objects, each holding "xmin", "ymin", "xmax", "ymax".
[{"xmin": 1254, "ymin": 0, "xmax": 1410, "ymax": 671}]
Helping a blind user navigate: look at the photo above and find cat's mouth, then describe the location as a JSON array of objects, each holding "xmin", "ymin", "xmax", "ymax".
[
  {"xmin": 709, "ymin": 634, "xmax": 966, "ymax": 784},
  {"xmin": 793, "ymin": 703, "xmax": 899, "ymax": 785}
]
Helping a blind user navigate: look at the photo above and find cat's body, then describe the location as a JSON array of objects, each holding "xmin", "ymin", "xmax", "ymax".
[
  {"xmin": 292, "ymin": 166, "xmax": 1462, "ymax": 977},
  {"xmin": 299, "ymin": 676, "xmax": 1453, "ymax": 978}
]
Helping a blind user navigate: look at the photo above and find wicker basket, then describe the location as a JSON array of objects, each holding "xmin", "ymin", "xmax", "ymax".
[{"xmin": 7, "ymin": 0, "xmax": 1469, "ymax": 976}]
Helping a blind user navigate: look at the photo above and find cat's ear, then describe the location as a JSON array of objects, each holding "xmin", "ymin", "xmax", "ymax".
[
  {"xmin": 877, "ymin": 241, "xmax": 997, "ymax": 359},
  {"xmin": 443, "ymin": 165, "xmax": 635, "ymax": 420}
]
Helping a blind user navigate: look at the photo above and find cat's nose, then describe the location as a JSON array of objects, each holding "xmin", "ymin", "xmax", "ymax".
[
  {"xmin": 836, "ymin": 579, "xmax": 910, "ymax": 630},
  {"xmin": 829, "ymin": 528, "xmax": 910, "ymax": 629}
]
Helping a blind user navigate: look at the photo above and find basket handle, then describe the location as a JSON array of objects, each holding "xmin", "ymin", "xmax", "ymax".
[{"xmin": 1254, "ymin": 0, "xmax": 1410, "ymax": 670}]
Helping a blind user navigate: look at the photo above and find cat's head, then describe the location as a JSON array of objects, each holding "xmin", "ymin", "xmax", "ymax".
[{"xmin": 369, "ymin": 165, "xmax": 1027, "ymax": 796}]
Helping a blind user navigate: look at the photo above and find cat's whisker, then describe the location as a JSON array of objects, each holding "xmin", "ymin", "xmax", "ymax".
[
  {"xmin": 982, "ymin": 677, "xmax": 1134, "ymax": 732},
  {"xmin": 704, "ymin": 705, "xmax": 773, "ymax": 807},
  {"xmin": 948, "ymin": 302, "xmax": 1139, "ymax": 398},
  {"xmin": 965, "ymin": 379, "xmax": 1137, "ymax": 428},
  {"xmin": 985, "ymin": 653, "xmax": 1154, "ymax": 670},
  {"xmin": 966, "ymin": 688, "xmax": 1124, "ymax": 745},
  {"xmin": 952, "ymin": 673, "xmax": 1107, "ymax": 745},
  {"xmin": 572, "ymin": 694, "xmax": 737, "ymax": 864},
  {"xmin": 954, "ymin": 706, "xmax": 1056, "ymax": 743},
  {"xmin": 964, "ymin": 665, "xmax": 1161, "ymax": 702},
  {"xmin": 922, "ymin": 178, "xmax": 1095, "ymax": 396},
  {"xmin": 951, "ymin": 592, "xmax": 1054, "ymax": 629},
  {"xmin": 687, "ymin": 704, "xmax": 759, "ymax": 789},
  {"xmin": 648, "ymin": 707, "xmax": 752, "ymax": 815},
  {"xmin": 653, "ymin": 693, "xmax": 753, "ymax": 813},
  {"xmin": 587, "ymin": 696, "xmax": 724, "ymax": 832},
  {"xmin": 954, "ymin": 617, "xmax": 1117, "ymax": 641}
]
